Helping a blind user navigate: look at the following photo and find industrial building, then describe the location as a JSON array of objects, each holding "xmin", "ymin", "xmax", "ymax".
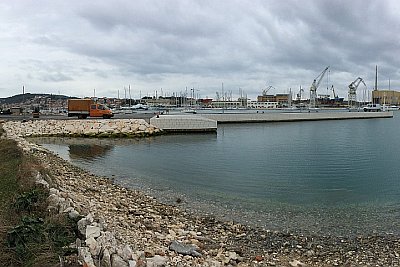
[{"xmin": 372, "ymin": 90, "xmax": 400, "ymax": 105}]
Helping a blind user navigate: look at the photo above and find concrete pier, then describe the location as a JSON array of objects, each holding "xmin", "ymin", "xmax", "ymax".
[
  {"xmin": 150, "ymin": 115, "xmax": 217, "ymax": 132},
  {"xmin": 149, "ymin": 111, "xmax": 393, "ymax": 132},
  {"xmin": 201, "ymin": 111, "xmax": 394, "ymax": 123}
]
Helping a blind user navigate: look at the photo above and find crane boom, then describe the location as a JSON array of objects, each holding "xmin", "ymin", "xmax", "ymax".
[
  {"xmin": 348, "ymin": 77, "xmax": 366, "ymax": 91},
  {"xmin": 310, "ymin": 66, "xmax": 330, "ymax": 108},
  {"xmin": 348, "ymin": 77, "xmax": 366, "ymax": 107},
  {"xmin": 263, "ymin": 85, "xmax": 275, "ymax": 96}
]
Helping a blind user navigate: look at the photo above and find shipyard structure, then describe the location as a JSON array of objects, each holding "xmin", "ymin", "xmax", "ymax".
[{"xmin": 372, "ymin": 90, "xmax": 400, "ymax": 106}]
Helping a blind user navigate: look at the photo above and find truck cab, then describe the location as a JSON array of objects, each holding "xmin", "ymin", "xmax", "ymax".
[{"xmin": 90, "ymin": 103, "xmax": 113, "ymax": 118}]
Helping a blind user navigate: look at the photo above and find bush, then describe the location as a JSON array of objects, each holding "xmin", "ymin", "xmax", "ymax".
[{"xmin": 14, "ymin": 189, "xmax": 44, "ymax": 213}]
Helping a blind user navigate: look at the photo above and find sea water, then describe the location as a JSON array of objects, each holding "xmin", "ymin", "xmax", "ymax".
[{"xmin": 34, "ymin": 113, "xmax": 400, "ymax": 236}]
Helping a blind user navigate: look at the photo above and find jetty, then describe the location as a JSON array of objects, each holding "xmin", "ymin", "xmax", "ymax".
[
  {"xmin": 150, "ymin": 111, "xmax": 393, "ymax": 132},
  {"xmin": 150, "ymin": 114, "xmax": 217, "ymax": 132},
  {"xmin": 200, "ymin": 111, "xmax": 394, "ymax": 123}
]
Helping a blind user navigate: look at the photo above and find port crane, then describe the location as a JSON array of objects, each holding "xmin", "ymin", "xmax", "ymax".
[
  {"xmin": 348, "ymin": 77, "xmax": 366, "ymax": 107},
  {"xmin": 296, "ymin": 86, "xmax": 304, "ymax": 101},
  {"xmin": 262, "ymin": 85, "xmax": 276, "ymax": 96},
  {"xmin": 331, "ymin": 85, "xmax": 338, "ymax": 99},
  {"xmin": 310, "ymin": 66, "xmax": 330, "ymax": 108}
]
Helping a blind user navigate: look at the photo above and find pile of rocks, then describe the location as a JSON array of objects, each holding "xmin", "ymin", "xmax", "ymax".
[{"xmin": 3, "ymin": 119, "xmax": 161, "ymax": 138}]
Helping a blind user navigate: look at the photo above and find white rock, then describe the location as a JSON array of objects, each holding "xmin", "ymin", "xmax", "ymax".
[
  {"xmin": 86, "ymin": 225, "xmax": 101, "ymax": 239},
  {"xmin": 68, "ymin": 209, "xmax": 80, "ymax": 219},
  {"xmin": 97, "ymin": 231, "xmax": 118, "ymax": 250},
  {"xmin": 77, "ymin": 218, "xmax": 90, "ymax": 236},
  {"xmin": 289, "ymin": 259, "xmax": 307, "ymax": 267},
  {"xmin": 111, "ymin": 254, "xmax": 129, "ymax": 267},
  {"xmin": 78, "ymin": 247, "xmax": 96, "ymax": 267},
  {"xmin": 58, "ymin": 197, "xmax": 71, "ymax": 213},
  {"xmin": 122, "ymin": 244, "xmax": 133, "ymax": 261},
  {"xmin": 146, "ymin": 255, "xmax": 167, "ymax": 267},
  {"xmin": 35, "ymin": 172, "xmax": 49, "ymax": 188},
  {"xmin": 85, "ymin": 236, "xmax": 101, "ymax": 256},
  {"xmin": 101, "ymin": 248, "xmax": 112, "ymax": 267},
  {"xmin": 86, "ymin": 213, "xmax": 95, "ymax": 223}
]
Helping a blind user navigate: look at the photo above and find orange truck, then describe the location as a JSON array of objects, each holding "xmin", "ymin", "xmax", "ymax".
[{"xmin": 67, "ymin": 99, "xmax": 113, "ymax": 119}]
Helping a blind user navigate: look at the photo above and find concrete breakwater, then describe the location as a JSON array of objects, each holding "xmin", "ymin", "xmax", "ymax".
[
  {"xmin": 149, "ymin": 111, "xmax": 393, "ymax": 132},
  {"xmin": 150, "ymin": 115, "xmax": 217, "ymax": 132},
  {"xmin": 201, "ymin": 111, "xmax": 394, "ymax": 123},
  {"xmin": 3, "ymin": 119, "xmax": 162, "ymax": 138}
]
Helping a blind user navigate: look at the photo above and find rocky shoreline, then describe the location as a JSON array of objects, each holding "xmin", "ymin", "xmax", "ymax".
[{"xmin": 3, "ymin": 124, "xmax": 400, "ymax": 266}]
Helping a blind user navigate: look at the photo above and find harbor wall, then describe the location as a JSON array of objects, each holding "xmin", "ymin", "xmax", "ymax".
[
  {"xmin": 200, "ymin": 111, "xmax": 394, "ymax": 123},
  {"xmin": 2, "ymin": 112, "xmax": 393, "ymax": 137},
  {"xmin": 150, "ymin": 115, "xmax": 217, "ymax": 132}
]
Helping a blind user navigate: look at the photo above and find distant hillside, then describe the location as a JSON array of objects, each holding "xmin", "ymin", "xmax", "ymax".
[{"xmin": 0, "ymin": 93, "xmax": 71, "ymax": 105}]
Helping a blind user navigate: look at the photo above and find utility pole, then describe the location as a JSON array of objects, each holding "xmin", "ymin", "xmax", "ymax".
[
  {"xmin": 129, "ymin": 85, "xmax": 131, "ymax": 106},
  {"xmin": 22, "ymin": 85, "xmax": 25, "ymax": 118}
]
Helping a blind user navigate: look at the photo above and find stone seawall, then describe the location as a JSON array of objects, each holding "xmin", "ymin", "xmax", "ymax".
[{"xmin": 3, "ymin": 119, "xmax": 162, "ymax": 138}]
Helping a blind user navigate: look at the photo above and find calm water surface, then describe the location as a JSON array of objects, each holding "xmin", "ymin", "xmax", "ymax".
[{"xmin": 35, "ymin": 113, "xmax": 400, "ymax": 236}]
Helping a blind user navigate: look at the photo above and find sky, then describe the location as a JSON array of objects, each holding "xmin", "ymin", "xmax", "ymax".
[{"xmin": 1, "ymin": 0, "xmax": 399, "ymax": 101}]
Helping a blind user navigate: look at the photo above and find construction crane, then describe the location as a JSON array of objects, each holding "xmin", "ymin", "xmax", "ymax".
[
  {"xmin": 331, "ymin": 85, "xmax": 337, "ymax": 99},
  {"xmin": 215, "ymin": 92, "xmax": 220, "ymax": 101},
  {"xmin": 262, "ymin": 85, "xmax": 275, "ymax": 96},
  {"xmin": 310, "ymin": 66, "xmax": 330, "ymax": 108},
  {"xmin": 348, "ymin": 77, "xmax": 366, "ymax": 107},
  {"xmin": 296, "ymin": 86, "xmax": 304, "ymax": 101}
]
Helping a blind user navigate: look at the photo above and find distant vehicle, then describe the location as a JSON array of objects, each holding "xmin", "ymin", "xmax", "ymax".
[
  {"xmin": 119, "ymin": 104, "xmax": 149, "ymax": 112},
  {"xmin": 0, "ymin": 109, "xmax": 12, "ymax": 115},
  {"xmin": 181, "ymin": 108, "xmax": 197, "ymax": 114},
  {"xmin": 32, "ymin": 105, "xmax": 40, "ymax": 118},
  {"xmin": 68, "ymin": 99, "xmax": 113, "ymax": 119},
  {"xmin": 382, "ymin": 105, "xmax": 400, "ymax": 111},
  {"xmin": 130, "ymin": 103, "xmax": 149, "ymax": 110},
  {"xmin": 363, "ymin": 103, "xmax": 382, "ymax": 112}
]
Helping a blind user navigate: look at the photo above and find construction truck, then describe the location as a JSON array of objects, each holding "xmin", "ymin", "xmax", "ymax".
[{"xmin": 68, "ymin": 99, "xmax": 113, "ymax": 119}]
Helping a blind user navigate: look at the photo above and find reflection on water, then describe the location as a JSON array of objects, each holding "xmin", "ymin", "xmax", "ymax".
[{"xmin": 69, "ymin": 144, "xmax": 112, "ymax": 159}]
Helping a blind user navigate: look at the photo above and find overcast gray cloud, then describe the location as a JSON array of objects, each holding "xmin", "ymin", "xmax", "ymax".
[{"xmin": 0, "ymin": 0, "xmax": 399, "ymax": 100}]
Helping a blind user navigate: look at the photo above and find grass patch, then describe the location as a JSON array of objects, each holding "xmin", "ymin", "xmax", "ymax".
[
  {"xmin": 0, "ymin": 124, "xmax": 79, "ymax": 266},
  {"xmin": 0, "ymin": 139, "xmax": 22, "ymax": 222}
]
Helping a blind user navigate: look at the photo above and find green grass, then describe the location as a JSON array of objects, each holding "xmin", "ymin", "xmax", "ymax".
[
  {"xmin": 0, "ymin": 138, "xmax": 22, "ymax": 220},
  {"xmin": 0, "ymin": 124, "xmax": 79, "ymax": 266}
]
